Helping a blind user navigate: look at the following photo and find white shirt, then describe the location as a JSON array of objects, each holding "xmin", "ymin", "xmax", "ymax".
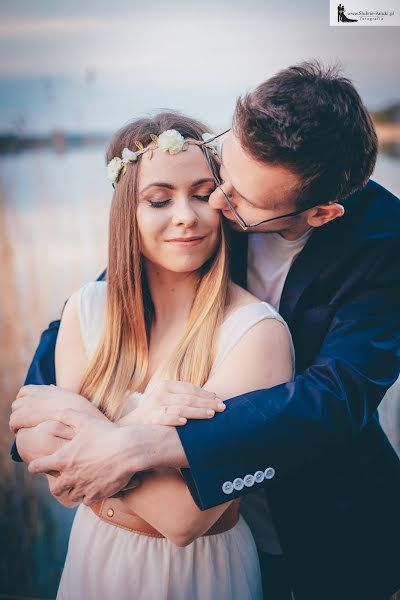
[
  {"xmin": 247, "ymin": 228, "xmax": 314, "ymax": 309},
  {"xmin": 240, "ymin": 227, "xmax": 313, "ymax": 555}
]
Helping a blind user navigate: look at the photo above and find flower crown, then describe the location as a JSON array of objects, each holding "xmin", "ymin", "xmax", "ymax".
[{"xmin": 106, "ymin": 129, "xmax": 224, "ymax": 186}]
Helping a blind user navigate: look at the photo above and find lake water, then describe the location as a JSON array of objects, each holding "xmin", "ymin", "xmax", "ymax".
[{"xmin": 0, "ymin": 147, "xmax": 399, "ymax": 598}]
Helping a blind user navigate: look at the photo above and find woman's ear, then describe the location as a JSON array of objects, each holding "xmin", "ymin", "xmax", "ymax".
[{"xmin": 306, "ymin": 203, "xmax": 345, "ymax": 228}]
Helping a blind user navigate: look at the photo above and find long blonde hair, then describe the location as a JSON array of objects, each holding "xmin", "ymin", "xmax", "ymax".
[{"xmin": 79, "ymin": 112, "xmax": 230, "ymax": 420}]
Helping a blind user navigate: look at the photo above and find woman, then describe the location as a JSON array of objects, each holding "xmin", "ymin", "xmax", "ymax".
[{"xmin": 12, "ymin": 112, "xmax": 294, "ymax": 599}]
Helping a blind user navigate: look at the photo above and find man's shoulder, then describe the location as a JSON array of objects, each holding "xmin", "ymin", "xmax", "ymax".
[{"xmin": 353, "ymin": 180, "xmax": 400, "ymax": 241}]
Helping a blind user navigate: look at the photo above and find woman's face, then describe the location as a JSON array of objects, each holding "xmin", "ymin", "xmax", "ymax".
[{"xmin": 136, "ymin": 144, "xmax": 221, "ymax": 274}]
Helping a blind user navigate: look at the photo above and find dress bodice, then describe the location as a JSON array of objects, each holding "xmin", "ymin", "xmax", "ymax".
[{"xmin": 77, "ymin": 281, "xmax": 295, "ymax": 418}]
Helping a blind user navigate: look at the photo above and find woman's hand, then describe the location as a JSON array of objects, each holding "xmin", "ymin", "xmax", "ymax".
[
  {"xmin": 118, "ymin": 380, "xmax": 226, "ymax": 427},
  {"xmin": 9, "ymin": 384, "xmax": 108, "ymax": 433},
  {"xmin": 15, "ymin": 420, "xmax": 74, "ymax": 464}
]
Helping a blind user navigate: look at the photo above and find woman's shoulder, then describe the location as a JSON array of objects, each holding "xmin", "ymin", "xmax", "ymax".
[
  {"xmin": 71, "ymin": 281, "xmax": 106, "ymax": 314},
  {"xmin": 218, "ymin": 282, "xmax": 295, "ymax": 373},
  {"xmin": 78, "ymin": 280, "xmax": 107, "ymax": 299},
  {"xmin": 223, "ymin": 282, "xmax": 283, "ymax": 325},
  {"xmin": 223, "ymin": 282, "xmax": 262, "ymax": 320},
  {"xmin": 209, "ymin": 285, "xmax": 295, "ymax": 392},
  {"xmin": 68, "ymin": 281, "xmax": 107, "ymax": 356}
]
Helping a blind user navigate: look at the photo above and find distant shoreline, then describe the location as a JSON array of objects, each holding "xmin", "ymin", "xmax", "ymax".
[
  {"xmin": 0, "ymin": 132, "xmax": 109, "ymax": 154},
  {"xmin": 374, "ymin": 122, "xmax": 400, "ymax": 145},
  {"xmin": 0, "ymin": 124, "xmax": 399, "ymax": 155}
]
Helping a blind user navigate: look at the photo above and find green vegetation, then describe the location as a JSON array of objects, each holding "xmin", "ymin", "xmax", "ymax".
[{"xmin": 372, "ymin": 103, "xmax": 400, "ymax": 123}]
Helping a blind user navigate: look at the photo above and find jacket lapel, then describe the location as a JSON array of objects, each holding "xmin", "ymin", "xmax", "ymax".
[
  {"xmin": 226, "ymin": 184, "xmax": 368, "ymax": 325},
  {"xmin": 279, "ymin": 190, "xmax": 364, "ymax": 325}
]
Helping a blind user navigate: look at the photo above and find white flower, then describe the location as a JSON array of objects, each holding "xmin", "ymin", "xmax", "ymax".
[
  {"xmin": 157, "ymin": 129, "xmax": 185, "ymax": 154},
  {"xmin": 202, "ymin": 132, "xmax": 222, "ymax": 158},
  {"xmin": 107, "ymin": 156, "xmax": 123, "ymax": 184},
  {"xmin": 122, "ymin": 147, "xmax": 137, "ymax": 164}
]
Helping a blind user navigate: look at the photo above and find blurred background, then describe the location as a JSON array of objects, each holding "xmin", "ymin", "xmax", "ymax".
[{"xmin": 1, "ymin": 0, "xmax": 399, "ymax": 597}]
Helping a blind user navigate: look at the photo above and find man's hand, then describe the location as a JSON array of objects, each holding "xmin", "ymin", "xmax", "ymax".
[
  {"xmin": 9, "ymin": 384, "xmax": 108, "ymax": 433},
  {"xmin": 27, "ymin": 410, "xmax": 138, "ymax": 504},
  {"xmin": 28, "ymin": 408, "xmax": 189, "ymax": 505}
]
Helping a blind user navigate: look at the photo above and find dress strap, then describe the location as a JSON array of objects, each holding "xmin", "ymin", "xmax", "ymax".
[
  {"xmin": 211, "ymin": 301, "xmax": 295, "ymax": 377},
  {"xmin": 77, "ymin": 281, "xmax": 107, "ymax": 358}
]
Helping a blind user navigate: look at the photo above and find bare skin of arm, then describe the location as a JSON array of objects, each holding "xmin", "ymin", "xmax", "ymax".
[
  {"xmin": 116, "ymin": 315, "xmax": 293, "ymax": 546},
  {"xmin": 18, "ymin": 289, "xmax": 293, "ymax": 544},
  {"xmin": 17, "ymin": 292, "xmax": 109, "ymax": 504},
  {"xmin": 14, "ymin": 292, "xmax": 109, "ymax": 466},
  {"xmin": 13, "ymin": 291, "xmax": 222, "ymax": 506}
]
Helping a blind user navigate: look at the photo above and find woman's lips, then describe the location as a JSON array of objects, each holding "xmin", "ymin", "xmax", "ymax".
[{"xmin": 166, "ymin": 236, "xmax": 206, "ymax": 247}]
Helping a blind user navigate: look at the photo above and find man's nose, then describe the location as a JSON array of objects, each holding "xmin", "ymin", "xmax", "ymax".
[{"xmin": 209, "ymin": 186, "xmax": 231, "ymax": 210}]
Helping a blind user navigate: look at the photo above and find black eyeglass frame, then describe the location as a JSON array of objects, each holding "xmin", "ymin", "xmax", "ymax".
[{"xmin": 199, "ymin": 129, "xmax": 329, "ymax": 231}]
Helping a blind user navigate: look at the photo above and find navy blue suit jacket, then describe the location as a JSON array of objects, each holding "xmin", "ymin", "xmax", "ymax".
[{"xmin": 11, "ymin": 180, "xmax": 400, "ymax": 599}]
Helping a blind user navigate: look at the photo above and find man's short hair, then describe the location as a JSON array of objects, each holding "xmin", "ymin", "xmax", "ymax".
[{"xmin": 233, "ymin": 60, "xmax": 378, "ymax": 207}]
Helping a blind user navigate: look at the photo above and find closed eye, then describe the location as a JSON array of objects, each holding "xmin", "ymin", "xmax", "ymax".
[
  {"xmin": 147, "ymin": 200, "xmax": 170, "ymax": 208},
  {"xmin": 148, "ymin": 195, "xmax": 211, "ymax": 208}
]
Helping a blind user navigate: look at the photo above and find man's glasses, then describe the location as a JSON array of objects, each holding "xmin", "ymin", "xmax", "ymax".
[
  {"xmin": 215, "ymin": 187, "xmax": 323, "ymax": 230},
  {"xmin": 199, "ymin": 129, "xmax": 324, "ymax": 231}
]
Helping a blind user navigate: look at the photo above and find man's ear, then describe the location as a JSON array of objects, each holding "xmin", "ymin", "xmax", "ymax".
[{"xmin": 306, "ymin": 203, "xmax": 345, "ymax": 228}]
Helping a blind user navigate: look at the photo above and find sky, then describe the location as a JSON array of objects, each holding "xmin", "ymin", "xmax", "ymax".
[{"xmin": 0, "ymin": 0, "xmax": 399, "ymax": 134}]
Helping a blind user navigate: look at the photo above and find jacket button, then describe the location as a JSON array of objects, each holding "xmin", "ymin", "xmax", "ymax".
[
  {"xmin": 233, "ymin": 477, "xmax": 244, "ymax": 490},
  {"xmin": 264, "ymin": 467, "xmax": 275, "ymax": 480},
  {"xmin": 254, "ymin": 470, "xmax": 265, "ymax": 483},
  {"xmin": 222, "ymin": 481, "xmax": 234, "ymax": 494},
  {"xmin": 107, "ymin": 508, "xmax": 114, "ymax": 518},
  {"xmin": 244, "ymin": 474, "xmax": 255, "ymax": 487}
]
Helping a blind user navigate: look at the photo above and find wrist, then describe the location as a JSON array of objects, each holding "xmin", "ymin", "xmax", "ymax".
[{"xmin": 121, "ymin": 423, "xmax": 188, "ymax": 473}]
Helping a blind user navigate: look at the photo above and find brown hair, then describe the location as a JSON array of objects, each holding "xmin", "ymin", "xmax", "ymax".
[
  {"xmin": 79, "ymin": 112, "xmax": 229, "ymax": 419},
  {"xmin": 234, "ymin": 60, "xmax": 378, "ymax": 207}
]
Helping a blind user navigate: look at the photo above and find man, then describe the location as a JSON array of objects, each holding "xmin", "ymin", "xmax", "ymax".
[{"xmin": 11, "ymin": 61, "xmax": 400, "ymax": 599}]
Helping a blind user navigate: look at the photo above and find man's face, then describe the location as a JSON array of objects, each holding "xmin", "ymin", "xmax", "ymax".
[{"xmin": 208, "ymin": 132, "xmax": 306, "ymax": 234}]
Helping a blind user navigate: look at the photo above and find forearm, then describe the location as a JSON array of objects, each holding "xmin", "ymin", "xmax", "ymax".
[
  {"xmin": 51, "ymin": 390, "xmax": 109, "ymax": 421},
  {"xmin": 16, "ymin": 424, "xmax": 80, "ymax": 506},
  {"xmin": 178, "ymin": 278, "xmax": 400, "ymax": 510},
  {"xmin": 123, "ymin": 423, "xmax": 189, "ymax": 472},
  {"xmin": 10, "ymin": 387, "xmax": 110, "ymax": 435},
  {"xmin": 177, "ymin": 361, "xmax": 398, "ymax": 512},
  {"xmin": 119, "ymin": 467, "xmax": 232, "ymax": 546}
]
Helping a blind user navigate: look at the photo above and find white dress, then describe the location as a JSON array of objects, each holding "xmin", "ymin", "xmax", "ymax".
[{"xmin": 57, "ymin": 281, "xmax": 294, "ymax": 600}]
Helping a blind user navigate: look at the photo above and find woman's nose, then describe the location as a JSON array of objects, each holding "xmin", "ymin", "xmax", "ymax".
[{"xmin": 171, "ymin": 199, "xmax": 198, "ymax": 227}]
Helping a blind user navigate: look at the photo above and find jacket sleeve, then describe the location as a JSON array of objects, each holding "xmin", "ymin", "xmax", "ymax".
[
  {"xmin": 177, "ymin": 241, "xmax": 400, "ymax": 510},
  {"xmin": 10, "ymin": 269, "xmax": 107, "ymax": 462},
  {"xmin": 10, "ymin": 318, "xmax": 61, "ymax": 462}
]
